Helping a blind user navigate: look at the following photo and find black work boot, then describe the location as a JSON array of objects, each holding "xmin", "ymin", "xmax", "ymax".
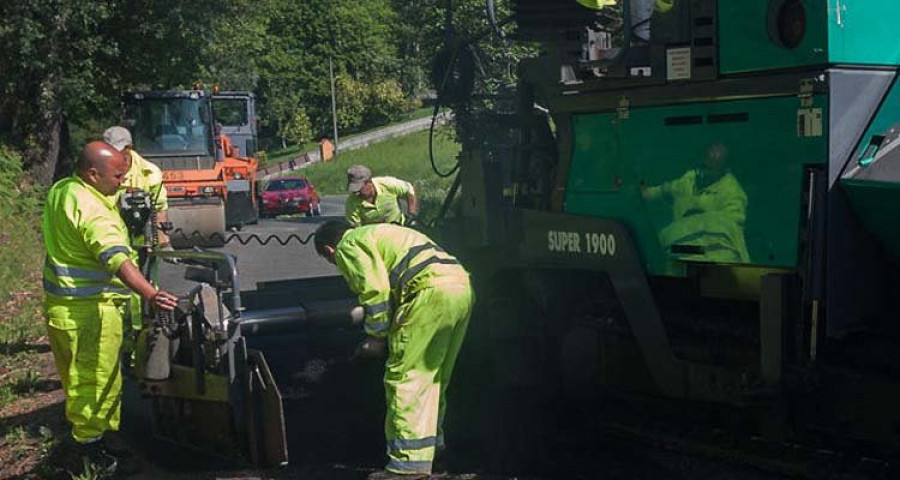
[
  {"xmin": 102, "ymin": 433, "xmax": 144, "ymax": 476},
  {"xmin": 103, "ymin": 432, "xmax": 135, "ymax": 458},
  {"xmin": 367, "ymin": 471, "xmax": 429, "ymax": 480},
  {"xmin": 76, "ymin": 441, "xmax": 118, "ymax": 476}
]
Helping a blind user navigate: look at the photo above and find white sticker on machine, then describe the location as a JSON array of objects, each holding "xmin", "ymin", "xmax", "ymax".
[
  {"xmin": 666, "ymin": 47, "xmax": 692, "ymax": 81},
  {"xmin": 797, "ymin": 108, "xmax": 824, "ymax": 138}
]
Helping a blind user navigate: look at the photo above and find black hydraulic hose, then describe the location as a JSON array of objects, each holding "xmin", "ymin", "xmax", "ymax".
[
  {"xmin": 168, "ymin": 231, "xmax": 315, "ymax": 247},
  {"xmin": 431, "ymin": 169, "xmax": 463, "ymax": 227}
]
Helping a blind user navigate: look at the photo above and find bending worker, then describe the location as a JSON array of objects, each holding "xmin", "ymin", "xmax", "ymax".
[
  {"xmin": 42, "ymin": 141, "xmax": 178, "ymax": 474},
  {"xmin": 345, "ymin": 164, "xmax": 419, "ymax": 227},
  {"xmin": 314, "ymin": 220, "xmax": 473, "ymax": 480}
]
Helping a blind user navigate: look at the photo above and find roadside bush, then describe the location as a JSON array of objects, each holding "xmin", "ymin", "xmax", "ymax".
[
  {"xmin": 365, "ymin": 79, "xmax": 409, "ymax": 126},
  {"xmin": 0, "ymin": 146, "xmax": 43, "ymax": 301},
  {"xmin": 335, "ymin": 76, "xmax": 368, "ymax": 132},
  {"xmin": 281, "ymin": 108, "xmax": 314, "ymax": 148}
]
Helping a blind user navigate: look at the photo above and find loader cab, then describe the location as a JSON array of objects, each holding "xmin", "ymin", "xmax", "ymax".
[
  {"xmin": 212, "ymin": 92, "xmax": 258, "ymax": 158},
  {"xmin": 123, "ymin": 90, "xmax": 216, "ymax": 162}
]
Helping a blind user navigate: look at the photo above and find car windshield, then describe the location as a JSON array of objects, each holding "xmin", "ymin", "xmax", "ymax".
[{"xmin": 266, "ymin": 179, "xmax": 308, "ymax": 191}]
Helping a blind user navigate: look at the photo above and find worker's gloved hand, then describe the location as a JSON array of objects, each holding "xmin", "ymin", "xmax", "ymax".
[
  {"xmin": 353, "ymin": 337, "xmax": 387, "ymax": 359},
  {"xmin": 349, "ymin": 306, "xmax": 365, "ymax": 326},
  {"xmin": 404, "ymin": 214, "xmax": 419, "ymax": 228}
]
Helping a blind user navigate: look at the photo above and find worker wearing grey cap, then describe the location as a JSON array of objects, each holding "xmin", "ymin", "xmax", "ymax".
[
  {"xmin": 103, "ymin": 126, "xmax": 170, "ymax": 367},
  {"xmin": 345, "ymin": 165, "xmax": 419, "ymax": 227},
  {"xmin": 103, "ymin": 126, "xmax": 170, "ymax": 248}
]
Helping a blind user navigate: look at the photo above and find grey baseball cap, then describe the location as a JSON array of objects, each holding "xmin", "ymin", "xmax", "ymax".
[
  {"xmin": 102, "ymin": 126, "xmax": 133, "ymax": 152},
  {"xmin": 347, "ymin": 165, "xmax": 372, "ymax": 193}
]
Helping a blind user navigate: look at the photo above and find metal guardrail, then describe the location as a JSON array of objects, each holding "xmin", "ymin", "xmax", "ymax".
[
  {"xmin": 259, "ymin": 112, "xmax": 452, "ymax": 180},
  {"xmin": 259, "ymin": 151, "xmax": 319, "ymax": 179}
]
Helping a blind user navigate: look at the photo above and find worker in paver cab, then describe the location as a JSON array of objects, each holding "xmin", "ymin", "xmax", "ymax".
[
  {"xmin": 345, "ymin": 164, "xmax": 420, "ymax": 227},
  {"xmin": 314, "ymin": 220, "xmax": 473, "ymax": 480},
  {"xmin": 42, "ymin": 141, "xmax": 178, "ymax": 475},
  {"xmin": 576, "ymin": 0, "xmax": 674, "ymax": 42}
]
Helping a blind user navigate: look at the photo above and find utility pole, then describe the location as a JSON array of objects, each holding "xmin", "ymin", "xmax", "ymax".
[{"xmin": 329, "ymin": 55, "xmax": 339, "ymax": 153}]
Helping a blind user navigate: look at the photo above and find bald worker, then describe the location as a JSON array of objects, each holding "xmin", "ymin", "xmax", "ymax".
[{"xmin": 42, "ymin": 141, "xmax": 178, "ymax": 475}]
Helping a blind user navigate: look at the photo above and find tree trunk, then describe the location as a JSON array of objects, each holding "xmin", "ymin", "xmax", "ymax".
[
  {"xmin": 28, "ymin": 74, "xmax": 62, "ymax": 186},
  {"xmin": 54, "ymin": 116, "xmax": 72, "ymax": 181}
]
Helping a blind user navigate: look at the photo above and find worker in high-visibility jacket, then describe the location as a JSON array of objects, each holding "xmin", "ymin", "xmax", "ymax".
[
  {"xmin": 104, "ymin": 126, "xmax": 170, "ymax": 357},
  {"xmin": 314, "ymin": 221, "xmax": 473, "ymax": 480},
  {"xmin": 42, "ymin": 141, "xmax": 178, "ymax": 473},
  {"xmin": 103, "ymin": 126, "xmax": 170, "ymax": 249},
  {"xmin": 642, "ymin": 143, "xmax": 750, "ymax": 263},
  {"xmin": 345, "ymin": 164, "xmax": 420, "ymax": 227}
]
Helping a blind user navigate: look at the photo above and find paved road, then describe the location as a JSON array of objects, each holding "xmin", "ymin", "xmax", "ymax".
[
  {"xmin": 157, "ymin": 195, "xmax": 346, "ymax": 293},
  {"xmin": 136, "ymin": 194, "xmax": 784, "ymax": 480}
]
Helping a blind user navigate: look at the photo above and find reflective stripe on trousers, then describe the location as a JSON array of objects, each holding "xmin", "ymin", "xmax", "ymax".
[
  {"xmin": 384, "ymin": 282, "xmax": 473, "ymax": 475},
  {"xmin": 45, "ymin": 300, "xmax": 125, "ymax": 442}
]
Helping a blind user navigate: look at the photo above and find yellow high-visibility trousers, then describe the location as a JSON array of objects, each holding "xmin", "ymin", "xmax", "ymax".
[
  {"xmin": 45, "ymin": 299, "xmax": 125, "ymax": 442},
  {"xmin": 384, "ymin": 281, "xmax": 474, "ymax": 475}
]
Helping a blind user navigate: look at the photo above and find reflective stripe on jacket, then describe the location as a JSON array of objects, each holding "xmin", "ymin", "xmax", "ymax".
[
  {"xmin": 43, "ymin": 175, "xmax": 133, "ymax": 302},
  {"xmin": 345, "ymin": 176, "xmax": 415, "ymax": 226},
  {"xmin": 334, "ymin": 224, "xmax": 468, "ymax": 337}
]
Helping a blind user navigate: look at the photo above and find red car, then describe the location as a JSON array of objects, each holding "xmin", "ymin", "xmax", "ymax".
[{"xmin": 260, "ymin": 177, "xmax": 322, "ymax": 218}]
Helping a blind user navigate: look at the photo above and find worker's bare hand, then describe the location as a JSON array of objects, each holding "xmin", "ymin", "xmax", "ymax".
[{"xmin": 151, "ymin": 290, "xmax": 179, "ymax": 312}]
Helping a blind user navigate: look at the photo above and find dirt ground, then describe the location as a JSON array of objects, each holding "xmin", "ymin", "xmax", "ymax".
[{"xmin": 0, "ymin": 343, "xmax": 525, "ymax": 480}]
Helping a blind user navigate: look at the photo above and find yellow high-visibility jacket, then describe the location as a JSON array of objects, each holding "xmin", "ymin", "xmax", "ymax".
[
  {"xmin": 43, "ymin": 174, "xmax": 133, "ymax": 308},
  {"xmin": 118, "ymin": 151, "xmax": 167, "ymax": 213},
  {"xmin": 345, "ymin": 176, "xmax": 415, "ymax": 226},
  {"xmin": 334, "ymin": 224, "xmax": 468, "ymax": 338},
  {"xmin": 645, "ymin": 169, "xmax": 749, "ymax": 263}
]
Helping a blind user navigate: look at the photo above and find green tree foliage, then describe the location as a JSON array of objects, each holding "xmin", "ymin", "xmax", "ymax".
[
  {"xmin": 364, "ymin": 79, "xmax": 409, "ymax": 126},
  {"xmin": 0, "ymin": 0, "xmax": 119, "ymax": 183},
  {"xmin": 256, "ymin": 0, "xmax": 400, "ymax": 141},
  {"xmin": 281, "ymin": 108, "xmax": 313, "ymax": 148},
  {"xmin": 0, "ymin": 0, "xmax": 504, "ymax": 182},
  {"xmin": 334, "ymin": 76, "xmax": 368, "ymax": 132}
]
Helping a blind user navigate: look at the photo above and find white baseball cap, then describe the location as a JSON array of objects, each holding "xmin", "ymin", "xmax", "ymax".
[{"xmin": 102, "ymin": 126, "xmax": 133, "ymax": 152}]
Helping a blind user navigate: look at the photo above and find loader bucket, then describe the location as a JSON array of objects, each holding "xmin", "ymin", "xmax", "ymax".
[{"xmin": 168, "ymin": 199, "xmax": 227, "ymax": 248}]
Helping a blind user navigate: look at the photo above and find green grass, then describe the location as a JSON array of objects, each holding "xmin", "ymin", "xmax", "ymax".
[
  {"xmin": 259, "ymin": 141, "xmax": 319, "ymax": 167},
  {"xmin": 261, "ymin": 107, "xmax": 438, "ymax": 167},
  {"xmin": 0, "ymin": 145, "xmax": 46, "ymax": 406},
  {"xmin": 294, "ymin": 127, "xmax": 461, "ymax": 224}
]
